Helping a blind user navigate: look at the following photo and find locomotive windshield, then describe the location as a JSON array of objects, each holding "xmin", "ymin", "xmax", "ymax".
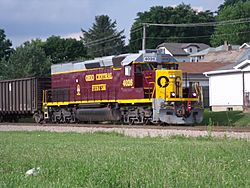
[
  {"xmin": 135, "ymin": 63, "xmax": 154, "ymax": 73},
  {"xmin": 152, "ymin": 62, "xmax": 178, "ymax": 70},
  {"xmin": 134, "ymin": 62, "xmax": 178, "ymax": 73}
]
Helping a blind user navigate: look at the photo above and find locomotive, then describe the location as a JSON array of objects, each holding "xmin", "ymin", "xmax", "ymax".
[{"xmin": 34, "ymin": 49, "xmax": 204, "ymax": 125}]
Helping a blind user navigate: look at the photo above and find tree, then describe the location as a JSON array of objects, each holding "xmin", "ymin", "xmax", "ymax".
[
  {"xmin": 129, "ymin": 4, "xmax": 215, "ymax": 52},
  {"xmin": 211, "ymin": 0, "xmax": 250, "ymax": 46},
  {"xmin": 82, "ymin": 15, "xmax": 125, "ymax": 57},
  {"xmin": 43, "ymin": 36, "xmax": 87, "ymax": 64},
  {"xmin": 0, "ymin": 28, "xmax": 13, "ymax": 60},
  {"xmin": 218, "ymin": 0, "xmax": 248, "ymax": 11},
  {"xmin": 0, "ymin": 42, "xmax": 51, "ymax": 79}
]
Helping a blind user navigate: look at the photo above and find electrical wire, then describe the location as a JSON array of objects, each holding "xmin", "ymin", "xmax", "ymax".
[
  {"xmin": 142, "ymin": 17, "xmax": 250, "ymax": 27},
  {"xmin": 84, "ymin": 17, "xmax": 250, "ymax": 48},
  {"xmin": 145, "ymin": 30, "xmax": 250, "ymax": 40},
  {"xmin": 88, "ymin": 42, "xmax": 125, "ymax": 54},
  {"xmin": 84, "ymin": 26, "xmax": 143, "ymax": 47}
]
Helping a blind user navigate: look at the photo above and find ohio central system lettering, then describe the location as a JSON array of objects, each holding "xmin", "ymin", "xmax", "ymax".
[{"xmin": 85, "ymin": 73, "xmax": 113, "ymax": 81}]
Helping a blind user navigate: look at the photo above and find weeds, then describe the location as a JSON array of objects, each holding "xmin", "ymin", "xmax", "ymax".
[
  {"xmin": 207, "ymin": 117, "xmax": 214, "ymax": 138},
  {"xmin": 202, "ymin": 111, "xmax": 250, "ymax": 126}
]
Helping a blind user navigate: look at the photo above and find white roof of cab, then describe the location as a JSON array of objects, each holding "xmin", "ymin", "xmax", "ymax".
[{"xmin": 121, "ymin": 54, "xmax": 142, "ymax": 66}]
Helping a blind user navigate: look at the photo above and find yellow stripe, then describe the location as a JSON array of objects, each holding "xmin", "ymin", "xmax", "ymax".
[
  {"xmin": 46, "ymin": 97, "xmax": 199, "ymax": 107},
  {"xmin": 46, "ymin": 99, "xmax": 152, "ymax": 106},
  {"xmin": 165, "ymin": 98, "xmax": 199, "ymax": 102},
  {"xmin": 52, "ymin": 67, "xmax": 122, "ymax": 75}
]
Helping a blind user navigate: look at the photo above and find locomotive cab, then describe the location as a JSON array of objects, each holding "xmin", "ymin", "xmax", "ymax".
[{"xmin": 121, "ymin": 54, "xmax": 204, "ymax": 124}]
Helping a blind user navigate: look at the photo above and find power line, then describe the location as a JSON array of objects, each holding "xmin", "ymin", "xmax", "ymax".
[
  {"xmin": 89, "ymin": 42, "xmax": 125, "ymax": 54},
  {"xmin": 85, "ymin": 30, "xmax": 249, "ymax": 55},
  {"xmin": 145, "ymin": 30, "xmax": 250, "ymax": 40},
  {"xmin": 129, "ymin": 37, "xmax": 143, "ymax": 43},
  {"xmin": 84, "ymin": 33, "xmax": 122, "ymax": 46},
  {"xmin": 86, "ymin": 34, "xmax": 125, "ymax": 47},
  {"xmin": 142, "ymin": 17, "xmax": 250, "ymax": 27},
  {"xmin": 84, "ymin": 17, "xmax": 250, "ymax": 50},
  {"xmin": 84, "ymin": 26, "xmax": 142, "ymax": 47},
  {"xmin": 130, "ymin": 26, "xmax": 143, "ymax": 34},
  {"xmin": 141, "ymin": 17, "xmax": 250, "ymax": 49}
]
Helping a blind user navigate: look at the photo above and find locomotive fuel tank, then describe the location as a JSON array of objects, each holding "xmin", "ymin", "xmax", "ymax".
[{"xmin": 76, "ymin": 106, "xmax": 121, "ymax": 122}]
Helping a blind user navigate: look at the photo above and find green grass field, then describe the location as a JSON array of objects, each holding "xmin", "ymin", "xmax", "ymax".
[
  {"xmin": 202, "ymin": 111, "xmax": 250, "ymax": 126},
  {"xmin": 0, "ymin": 131, "xmax": 249, "ymax": 187}
]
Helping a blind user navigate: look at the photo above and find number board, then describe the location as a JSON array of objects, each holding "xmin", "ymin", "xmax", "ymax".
[{"xmin": 143, "ymin": 56, "xmax": 157, "ymax": 62}]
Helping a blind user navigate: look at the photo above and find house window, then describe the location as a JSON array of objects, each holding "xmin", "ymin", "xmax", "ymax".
[{"xmin": 189, "ymin": 48, "xmax": 192, "ymax": 53}]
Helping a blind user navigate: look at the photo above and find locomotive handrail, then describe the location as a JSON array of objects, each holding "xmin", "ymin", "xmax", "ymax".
[
  {"xmin": 194, "ymin": 82, "xmax": 203, "ymax": 105},
  {"xmin": 151, "ymin": 83, "xmax": 156, "ymax": 99}
]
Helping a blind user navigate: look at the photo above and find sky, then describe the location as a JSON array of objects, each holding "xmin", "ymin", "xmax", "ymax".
[{"xmin": 0, "ymin": 0, "xmax": 224, "ymax": 47}]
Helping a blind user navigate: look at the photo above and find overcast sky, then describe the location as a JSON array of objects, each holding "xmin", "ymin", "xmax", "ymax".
[{"xmin": 0, "ymin": 0, "xmax": 224, "ymax": 47}]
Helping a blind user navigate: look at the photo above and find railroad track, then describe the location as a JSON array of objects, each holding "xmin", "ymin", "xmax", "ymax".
[{"xmin": 1, "ymin": 122, "xmax": 250, "ymax": 133}]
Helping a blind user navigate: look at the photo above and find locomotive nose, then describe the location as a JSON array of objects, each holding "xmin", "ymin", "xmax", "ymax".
[{"xmin": 155, "ymin": 70, "xmax": 182, "ymax": 100}]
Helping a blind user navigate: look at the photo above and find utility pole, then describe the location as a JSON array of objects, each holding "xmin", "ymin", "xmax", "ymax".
[{"xmin": 142, "ymin": 23, "xmax": 146, "ymax": 50}]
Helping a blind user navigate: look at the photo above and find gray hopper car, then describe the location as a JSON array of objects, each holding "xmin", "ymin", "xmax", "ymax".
[{"xmin": 0, "ymin": 77, "xmax": 50, "ymax": 122}]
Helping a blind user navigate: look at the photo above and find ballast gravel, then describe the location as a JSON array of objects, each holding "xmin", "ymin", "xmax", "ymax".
[{"xmin": 0, "ymin": 125, "xmax": 250, "ymax": 141}]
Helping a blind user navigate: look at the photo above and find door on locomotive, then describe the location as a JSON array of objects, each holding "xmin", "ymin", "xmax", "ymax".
[{"xmin": 131, "ymin": 62, "xmax": 156, "ymax": 101}]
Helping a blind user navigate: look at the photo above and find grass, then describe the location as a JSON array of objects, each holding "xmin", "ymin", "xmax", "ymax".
[
  {"xmin": 201, "ymin": 110, "xmax": 250, "ymax": 126},
  {"xmin": 0, "ymin": 131, "xmax": 250, "ymax": 187}
]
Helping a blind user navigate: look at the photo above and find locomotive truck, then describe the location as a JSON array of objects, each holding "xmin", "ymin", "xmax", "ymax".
[{"xmin": 36, "ymin": 49, "xmax": 204, "ymax": 125}]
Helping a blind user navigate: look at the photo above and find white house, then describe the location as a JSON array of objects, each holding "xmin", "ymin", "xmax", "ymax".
[
  {"xmin": 204, "ymin": 59, "xmax": 250, "ymax": 111},
  {"xmin": 157, "ymin": 43, "xmax": 209, "ymax": 62}
]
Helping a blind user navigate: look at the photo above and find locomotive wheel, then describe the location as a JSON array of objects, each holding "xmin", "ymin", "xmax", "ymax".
[
  {"xmin": 129, "ymin": 119, "xmax": 134, "ymax": 125},
  {"xmin": 143, "ymin": 118, "xmax": 150, "ymax": 125}
]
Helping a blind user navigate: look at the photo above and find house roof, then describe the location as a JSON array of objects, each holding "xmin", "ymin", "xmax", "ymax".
[
  {"xmin": 204, "ymin": 59, "xmax": 250, "ymax": 76},
  {"xmin": 239, "ymin": 42, "xmax": 250, "ymax": 49},
  {"xmin": 157, "ymin": 43, "xmax": 210, "ymax": 56},
  {"xmin": 190, "ymin": 45, "xmax": 240, "ymax": 57},
  {"xmin": 176, "ymin": 62, "xmax": 232, "ymax": 74},
  {"xmin": 234, "ymin": 59, "xmax": 250, "ymax": 69},
  {"xmin": 189, "ymin": 47, "xmax": 215, "ymax": 57},
  {"xmin": 202, "ymin": 48, "xmax": 249, "ymax": 64}
]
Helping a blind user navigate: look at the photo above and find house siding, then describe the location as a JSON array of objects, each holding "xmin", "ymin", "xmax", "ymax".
[
  {"xmin": 209, "ymin": 73, "xmax": 243, "ymax": 110},
  {"xmin": 245, "ymin": 72, "xmax": 250, "ymax": 92},
  {"xmin": 175, "ymin": 56, "xmax": 190, "ymax": 62}
]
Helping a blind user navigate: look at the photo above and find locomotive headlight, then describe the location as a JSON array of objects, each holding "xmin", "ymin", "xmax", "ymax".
[
  {"xmin": 169, "ymin": 74, "xmax": 176, "ymax": 78},
  {"xmin": 192, "ymin": 93, "xmax": 197, "ymax": 97},
  {"xmin": 170, "ymin": 92, "xmax": 176, "ymax": 97}
]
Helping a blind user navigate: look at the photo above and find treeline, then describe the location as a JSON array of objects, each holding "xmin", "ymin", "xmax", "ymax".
[
  {"xmin": 0, "ymin": 0, "xmax": 250, "ymax": 79},
  {"xmin": 0, "ymin": 35, "xmax": 87, "ymax": 79}
]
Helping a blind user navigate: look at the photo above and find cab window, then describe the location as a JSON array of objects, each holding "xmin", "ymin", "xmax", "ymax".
[{"xmin": 124, "ymin": 66, "xmax": 131, "ymax": 76}]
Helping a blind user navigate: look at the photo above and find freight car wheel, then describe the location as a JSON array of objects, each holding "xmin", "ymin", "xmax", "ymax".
[
  {"xmin": 33, "ymin": 112, "xmax": 43, "ymax": 124},
  {"xmin": 12, "ymin": 116, "xmax": 19, "ymax": 123}
]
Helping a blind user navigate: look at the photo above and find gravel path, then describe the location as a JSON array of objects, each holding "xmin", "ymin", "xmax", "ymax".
[{"xmin": 1, "ymin": 125, "xmax": 250, "ymax": 140}]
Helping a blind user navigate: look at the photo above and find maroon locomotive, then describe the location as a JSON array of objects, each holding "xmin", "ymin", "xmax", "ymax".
[{"xmin": 36, "ymin": 49, "xmax": 204, "ymax": 125}]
